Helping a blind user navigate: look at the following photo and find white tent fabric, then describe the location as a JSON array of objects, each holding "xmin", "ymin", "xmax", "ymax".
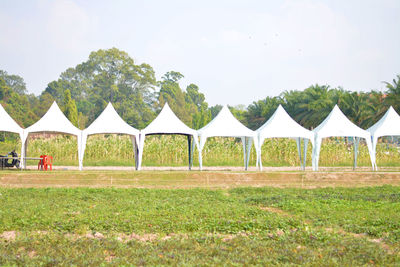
[
  {"xmin": 367, "ymin": 106, "xmax": 400, "ymax": 170},
  {"xmin": 197, "ymin": 105, "xmax": 258, "ymax": 170},
  {"xmin": 0, "ymin": 104, "xmax": 24, "ymax": 163},
  {"xmin": 137, "ymin": 103, "xmax": 199, "ymax": 170},
  {"xmin": 0, "ymin": 104, "xmax": 24, "ymax": 135},
  {"xmin": 256, "ymin": 105, "xmax": 314, "ymax": 170},
  {"xmin": 312, "ymin": 105, "xmax": 375, "ymax": 170},
  {"xmin": 81, "ymin": 102, "xmax": 140, "ymax": 170},
  {"xmin": 23, "ymin": 102, "xmax": 82, "ymax": 169}
]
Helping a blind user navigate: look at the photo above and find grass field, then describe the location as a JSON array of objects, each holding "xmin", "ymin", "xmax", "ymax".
[{"xmin": 1, "ymin": 171, "xmax": 400, "ymax": 265}]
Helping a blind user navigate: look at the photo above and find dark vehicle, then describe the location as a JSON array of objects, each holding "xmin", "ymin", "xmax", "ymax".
[{"xmin": 0, "ymin": 150, "xmax": 20, "ymax": 169}]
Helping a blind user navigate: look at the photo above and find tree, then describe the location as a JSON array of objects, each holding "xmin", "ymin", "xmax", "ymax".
[
  {"xmin": 384, "ymin": 75, "xmax": 400, "ymax": 111},
  {"xmin": 0, "ymin": 70, "xmax": 27, "ymax": 95},
  {"xmin": 246, "ymin": 96, "xmax": 283, "ymax": 130},
  {"xmin": 185, "ymin": 84, "xmax": 205, "ymax": 109},
  {"xmin": 63, "ymin": 90, "xmax": 78, "ymax": 127},
  {"xmin": 0, "ymin": 77, "xmax": 37, "ymax": 127},
  {"xmin": 285, "ymin": 85, "xmax": 339, "ymax": 129},
  {"xmin": 185, "ymin": 83, "xmax": 211, "ymax": 129},
  {"xmin": 209, "ymin": 105, "xmax": 223, "ymax": 119},
  {"xmin": 361, "ymin": 91, "xmax": 387, "ymax": 128},
  {"xmin": 44, "ymin": 48, "xmax": 157, "ymax": 128},
  {"xmin": 158, "ymin": 71, "xmax": 194, "ymax": 126},
  {"xmin": 229, "ymin": 105, "xmax": 248, "ymax": 126}
]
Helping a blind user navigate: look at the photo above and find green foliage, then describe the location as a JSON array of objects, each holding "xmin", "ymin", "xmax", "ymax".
[
  {"xmin": 1, "ymin": 135, "xmax": 398, "ymax": 168},
  {"xmin": 246, "ymin": 96, "xmax": 283, "ymax": 130},
  {"xmin": 0, "ymin": 77, "xmax": 37, "ymax": 127},
  {"xmin": 158, "ymin": 71, "xmax": 193, "ymax": 126},
  {"xmin": 233, "ymin": 185, "xmax": 400, "ymax": 244},
  {"xmin": 44, "ymin": 48, "xmax": 157, "ymax": 129},
  {"xmin": 384, "ymin": 74, "xmax": 400, "ymax": 111},
  {"xmin": 0, "ymin": 186, "xmax": 400, "ymax": 265},
  {"xmin": 0, "ymin": 70, "xmax": 27, "ymax": 94},
  {"xmin": 209, "ymin": 104, "xmax": 222, "ymax": 119},
  {"xmin": 0, "ymin": 57, "xmax": 399, "ymax": 135},
  {"xmin": 185, "ymin": 83, "xmax": 211, "ymax": 129},
  {"xmin": 62, "ymin": 90, "xmax": 78, "ymax": 127},
  {"xmin": 157, "ymin": 71, "xmax": 211, "ymax": 129}
]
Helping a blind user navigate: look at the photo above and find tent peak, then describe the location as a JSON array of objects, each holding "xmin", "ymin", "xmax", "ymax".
[
  {"xmin": 220, "ymin": 105, "xmax": 229, "ymax": 111},
  {"xmin": 162, "ymin": 102, "xmax": 171, "ymax": 109},
  {"xmin": 313, "ymin": 104, "xmax": 369, "ymax": 139},
  {"xmin": 50, "ymin": 101, "xmax": 59, "ymax": 108},
  {"xmin": 105, "ymin": 102, "xmax": 116, "ymax": 110},
  {"xmin": 388, "ymin": 106, "xmax": 397, "ymax": 113},
  {"xmin": 47, "ymin": 101, "xmax": 64, "ymax": 113},
  {"xmin": 142, "ymin": 102, "xmax": 196, "ymax": 135},
  {"xmin": 256, "ymin": 104, "xmax": 313, "ymax": 142},
  {"xmin": 25, "ymin": 99, "xmax": 80, "ymax": 136},
  {"xmin": 276, "ymin": 104, "xmax": 284, "ymax": 110}
]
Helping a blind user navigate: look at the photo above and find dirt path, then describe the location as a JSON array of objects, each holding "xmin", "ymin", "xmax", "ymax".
[
  {"xmin": 24, "ymin": 165, "xmax": 400, "ymax": 172},
  {"xmin": 1, "ymin": 168, "xmax": 400, "ymax": 188}
]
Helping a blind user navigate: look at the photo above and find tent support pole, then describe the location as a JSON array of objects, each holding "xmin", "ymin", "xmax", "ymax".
[
  {"xmin": 187, "ymin": 135, "xmax": 192, "ymax": 170},
  {"xmin": 246, "ymin": 137, "xmax": 252, "ymax": 171},
  {"xmin": 132, "ymin": 136, "xmax": 139, "ymax": 170},
  {"xmin": 303, "ymin": 139, "xmax": 309, "ymax": 171},
  {"xmin": 354, "ymin": 137, "xmax": 359, "ymax": 170},
  {"xmin": 242, "ymin": 137, "xmax": 247, "ymax": 171},
  {"xmin": 23, "ymin": 137, "xmax": 28, "ymax": 170},
  {"xmin": 296, "ymin": 138, "xmax": 302, "ymax": 170}
]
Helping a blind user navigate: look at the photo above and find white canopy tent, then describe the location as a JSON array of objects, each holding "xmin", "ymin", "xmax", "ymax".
[
  {"xmin": 81, "ymin": 102, "xmax": 140, "ymax": 170},
  {"xmin": 22, "ymin": 102, "xmax": 82, "ymax": 169},
  {"xmin": 0, "ymin": 104, "xmax": 24, "ymax": 160},
  {"xmin": 137, "ymin": 103, "xmax": 199, "ymax": 170},
  {"xmin": 256, "ymin": 105, "xmax": 314, "ymax": 170},
  {"xmin": 197, "ymin": 105, "xmax": 258, "ymax": 170},
  {"xmin": 312, "ymin": 105, "xmax": 375, "ymax": 171},
  {"xmin": 367, "ymin": 106, "xmax": 400, "ymax": 170}
]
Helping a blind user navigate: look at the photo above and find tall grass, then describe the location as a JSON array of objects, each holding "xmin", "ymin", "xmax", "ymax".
[{"xmin": 0, "ymin": 135, "xmax": 398, "ymax": 167}]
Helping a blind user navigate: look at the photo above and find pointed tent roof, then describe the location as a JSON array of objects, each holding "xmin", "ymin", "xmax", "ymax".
[
  {"xmin": 257, "ymin": 105, "xmax": 314, "ymax": 142},
  {"xmin": 141, "ymin": 103, "xmax": 197, "ymax": 136},
  {"xmin": 313, "ymin": 105, "xmax": 370, "ymax": 139},
  {"xmin": 84, "ymin": 102, "xmax": 139, "ymax": 136},
  {"xmin": 367, "ymin": 106, "xmax": 400, "ymax": 138},
  {"xmin": 0, "ymin": 104, "xmax": 23, "ymax": 135},
  {"xmin": 198, "ymin": 105, "xmax": 255, "ymax": 138},
  {"xmin": 25, "ymin": 102, "xmax": 80, "ymax": 136}
]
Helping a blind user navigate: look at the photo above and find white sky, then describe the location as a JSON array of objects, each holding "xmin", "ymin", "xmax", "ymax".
[{"xmin": 0, "ymin": 0, "xmax": 399, "ymax": 106}]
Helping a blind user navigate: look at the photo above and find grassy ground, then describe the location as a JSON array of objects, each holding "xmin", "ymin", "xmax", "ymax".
[{"xmin": 0, "ymin": 184, "xmax": 400, "ymax": 265}]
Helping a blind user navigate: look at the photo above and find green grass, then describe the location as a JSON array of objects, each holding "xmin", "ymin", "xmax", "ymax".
[
  {"xmin": 0, "ymin": 186, "xmax": 400, "ymax": 265},
  {"xmin": 232, "ymin": 186, "xmax": 400, "ymax": 244}
]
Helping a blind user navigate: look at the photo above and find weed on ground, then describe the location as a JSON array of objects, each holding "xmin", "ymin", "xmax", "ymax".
[{"xmin": 0, "ymin": 186, "xmax": 400, "ymax": 265}]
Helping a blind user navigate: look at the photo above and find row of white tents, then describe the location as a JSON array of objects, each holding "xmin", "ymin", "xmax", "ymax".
[{"xmin": 1, "ymin": 101, "xmax": 400, "ymax": 171}]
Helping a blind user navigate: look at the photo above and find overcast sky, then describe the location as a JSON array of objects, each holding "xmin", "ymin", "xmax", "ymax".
[{"xmin": 0, "ymin": 0, "xmax": 399, "ymax": 106}]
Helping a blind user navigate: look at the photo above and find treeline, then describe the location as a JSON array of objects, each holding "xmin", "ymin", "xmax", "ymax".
[{"xmin": 0, "ymin": 48, "xmax": 399, "ymax": 131}]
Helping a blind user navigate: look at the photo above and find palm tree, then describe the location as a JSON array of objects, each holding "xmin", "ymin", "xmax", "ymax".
[
  {"xmin": 246, "ymin": 96, "xmax": 283, "ymax": 130},
  {"xmin": 384, "ymin": 74, "xmax": 400, "ymax": 111},
  {"xmin": 291, "ymin": 85, "xmax": 337, "ymax": 129},
  {"xmin": 338, "ymin": 91, "xmax": 368, "ymax": 126},
  {"xmin": 361, "ymin": 91, "xmax": 387, "ymax": 129}
]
